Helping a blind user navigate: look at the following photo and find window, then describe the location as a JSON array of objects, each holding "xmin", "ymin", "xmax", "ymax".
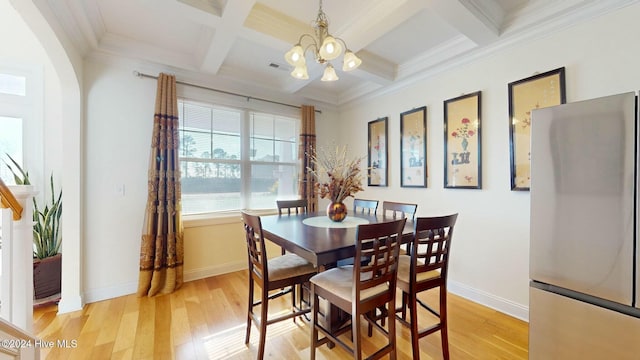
[
  {"xmin": 0, "ymin": 73, "xmax": 27, "ymax": 96},
  {"xmin": 0, "ymin": 72, "xmax": 27, "ymax": 184},
  {"xmin": 178, "ymin": 100, "xmax": 300, "ymax": 214},
  {"xmin": 0, "ymin": 116, "xmax": 23, "ymax": 183}
]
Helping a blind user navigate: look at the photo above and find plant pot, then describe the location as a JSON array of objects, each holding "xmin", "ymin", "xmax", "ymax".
[{"xmin": 33, "ymin": 253, "xmax": 61, "ymax": 300}]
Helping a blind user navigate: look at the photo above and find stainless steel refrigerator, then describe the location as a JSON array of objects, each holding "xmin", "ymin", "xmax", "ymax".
[{"xmin": 529, "ymin": 91, "xmax": 640, "ymax": 359}]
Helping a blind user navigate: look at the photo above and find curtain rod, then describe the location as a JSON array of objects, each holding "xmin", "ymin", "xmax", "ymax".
[{"xmin": 133, "ymin": 71, "xmax": 321, "ymax": 114}]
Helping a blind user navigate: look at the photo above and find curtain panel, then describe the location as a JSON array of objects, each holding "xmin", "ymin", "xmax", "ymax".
[
  {"xmin": 298, "ymin": 105, "xmax": 317, "ymax": 212},
  {"xmin": 137, "ymin": 73, "xmax": 184, "ymax": 297}
]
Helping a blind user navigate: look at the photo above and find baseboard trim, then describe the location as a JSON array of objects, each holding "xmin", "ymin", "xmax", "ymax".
[
  {"xmin": 83, "ymin": 281, "xmax": 138, "ymax": 305},
  {"xmin": 80, "ymin": 262, "xmax": 247, "ymax": 305},
  {"xmin": 77, "ymin": 264, "xmax": 529, "ymax": 323},
  {"xmin": 448, "ymin": 280, "xmax": 529, "ymax": 322},
  {"xmin": 183, "ymin": 261, "xmax": 247, "ymax": 282},
  {"xmin": 57, "ymin": 294, "xmax": 84, "ymax": 314}
]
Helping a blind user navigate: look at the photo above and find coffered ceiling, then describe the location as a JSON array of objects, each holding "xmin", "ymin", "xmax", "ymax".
[{"xmin": 34, "ymin": 0, "xmax": 634, "ymax": 107}]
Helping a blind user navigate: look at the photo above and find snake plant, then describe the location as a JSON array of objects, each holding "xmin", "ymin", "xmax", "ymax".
[{"xmin": 4, "ymin": 154, "xmax": 62, "ymax": 259}]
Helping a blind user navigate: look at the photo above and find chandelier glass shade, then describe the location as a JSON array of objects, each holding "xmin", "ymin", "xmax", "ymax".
[{"xmin": 284, "ymin": 0, "xmax": 362, "ymax": 82}]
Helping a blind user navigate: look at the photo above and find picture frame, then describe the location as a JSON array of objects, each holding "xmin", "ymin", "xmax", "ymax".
[
  {"xmin": 368, "ymin": 117, "xmax": 388, "ymax": 186},
  {"xmin": 444, "ymin": 92, "xmax": 481, "ymax": 189},
  {"xmin": 400, "ymin": 107, "xmax": 427, "ymax": 187},
  {"xmin": 508, "ymin": 67, "xmax": 566, "ymax": 190}
]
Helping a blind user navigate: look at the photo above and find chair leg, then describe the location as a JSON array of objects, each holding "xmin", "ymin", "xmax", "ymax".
[
  {"xmin": 258, "ymin": 288, "xmax": 268, "ymax": 360},
  {"xmin": 440, "ymin": 286, "xmax": 450, "ymax": 360},
  {"xmin": 310, "ymin": 285, "xmax": 318, "ymax": 360},
  {"xmin": 352, "ymin": 313, "xmax": 363, "ymax": 360},
  {"xmin": 388, "ymin": 299, "xmax": 397, "ymax": 360},
  {"xmin": 291, "ymin": 284, "xmax": 297, "ymax": 322},
  {"xmin": 400, "ymin": 291, "xmax": 408, "ymax": 320},
  {"xmin": 409, "ymin": 292, "xmax": 420, "ymax": 360},
  {"xmin": 245, "ymin": 279, "xmax": 253, "ymax": 345}
]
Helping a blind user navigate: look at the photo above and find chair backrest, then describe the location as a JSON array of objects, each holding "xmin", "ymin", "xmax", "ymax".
[
  {"xmin": 382, "ymin": 201, "xmax": 418, "ymax": 221},
  {"xmin": 353, "ymin": 218, "xmax": 406, "ymax": 300},
  {"xmin": 241, "ymin": 211, "xmax": 268, "ymax": 283},
  {"xmin": 410, "ymin": 214, "xmax": 458, "ymax": 282},
  {"xmin": 353, "ymin": 198, "xmax": 379, "ymax": 215},
  {"xmin": 277, "ymin": 199, "xmax": 308, "ymax": 215}
]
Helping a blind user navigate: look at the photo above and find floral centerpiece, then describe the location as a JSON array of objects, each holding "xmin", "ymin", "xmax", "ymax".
[{"xmin": 307, "ymin": 145, "xmax": 364, "ymax": 222}]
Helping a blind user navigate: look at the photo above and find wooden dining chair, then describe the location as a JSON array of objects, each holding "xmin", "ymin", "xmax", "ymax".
[
  {"xmin": 353, "ymin": 198, "xmax": 379, "ymax": 215},
  {"xmin": 382, "ymin": 201, "xmax": 418, "ymax": 255},
  {"xmin": 338, "ymin": 198, "xmax": 379, "ymax": 267},
  {"xmin": 241, "ymin": 211, "xmax": 317, "ymax": 360},
  {"xmin": 381, "ymin": 201, "xmax": 417, "ymax": 221},
  {"xmin": 276, "ymin": 199, "xmax": 308, "ymax": 216},
  {"xmin": 310, "ymin": 218, "xmax": 406, "ymax": 360},
  {"xmin": 395, "ymin": 214, "xmax": 458, "ymax": 360},
  {"xmin": 276, "ymin": 199, "xmax": 308, "ymax": 254}
]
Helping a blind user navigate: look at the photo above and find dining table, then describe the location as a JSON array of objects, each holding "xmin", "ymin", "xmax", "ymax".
[
  {"xmin": 260, "ymin": 211, "xmax": 415, "ymax": 339},
  {"xmin": 260, "ymin": 211, "xmax": 415, "ymax": 268}
]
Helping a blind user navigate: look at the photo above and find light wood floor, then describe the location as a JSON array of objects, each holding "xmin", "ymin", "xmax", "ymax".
[{"xmin": 33, "ymin": 270, "xmax": 529, "ymax": 359}]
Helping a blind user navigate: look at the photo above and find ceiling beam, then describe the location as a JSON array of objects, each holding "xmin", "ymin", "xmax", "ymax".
[
  {"xmin": 333, "ymin": 0, "xmax": 429, "ymax": 84},
  {"xmin": 198, "ymin": 0, "xmax": 256, "ymax": 74},
  {"xmin": 431, "ymin": 0, "xmax": 504, "ymax": 45}
]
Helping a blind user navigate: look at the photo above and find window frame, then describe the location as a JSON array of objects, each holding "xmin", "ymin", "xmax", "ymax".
[
  {"xmin": 177, "ymin": 98, "xmax": 301, "ymax": 218},
  {"xmin": 0, "ymin": 63, "xmax": 44, "ymax": 189}
]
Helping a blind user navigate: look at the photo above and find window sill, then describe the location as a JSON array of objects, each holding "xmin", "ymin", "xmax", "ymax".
[{"xmin": 183, "ymin": 209, "xmax": 278, "ymax": 228}]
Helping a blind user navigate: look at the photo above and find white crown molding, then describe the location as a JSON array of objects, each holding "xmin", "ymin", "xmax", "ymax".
[
  {"xmin": 177, "ymin": 0, "xmax": 224, "ymax": 17},
  {"xmin": 37, "ymin": 0, "xmax": 640, "ymax": 109},
  {"xmin": 354, "ymin": 50, "xmax": 396, "ymax": 84},
  {"xmin": 98, "ymin": 33, "xmax": 201, "ymax": 71},
  {"xmin": 344, "ymin": 0, "xmax": 640, "ymax": 108},
  {"xmin": 396, "ymin": 35, "xmax": 476, "ymax": 80},
  {"xmin": 461, "ymin": 0, "xmax": 505, "ymax": 34},
  {"xmin": 502, "ymin": 0, "xmax": 637, "ymax": 35},
  {"xmin": 44, "ymin": 0, "xmax": 102, "ymax": 57},
  {"xmin": 337, "ymin": 81, "xmax": 384, "ymax": 106}
]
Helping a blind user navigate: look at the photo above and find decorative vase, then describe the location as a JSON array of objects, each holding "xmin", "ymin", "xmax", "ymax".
[
  {"xmin": 461, "ymin": 137, "xmax": 469, "ymax": 152},
  {"xmin": 327, "ymin": 201, "xmax": 347, "ymax": 222}
]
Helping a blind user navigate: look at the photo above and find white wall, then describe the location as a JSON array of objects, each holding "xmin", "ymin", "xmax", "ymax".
[
  {"xmin": 336, "ymin": 3, "xmax": 640, "ymax": 319},
  {"xmin": 81, "ymin": 57, "xmax": 339, "ymax": 302},
  {"xmin": 82, "ymin": 59, "xmax": 156, "ymax": 300}
]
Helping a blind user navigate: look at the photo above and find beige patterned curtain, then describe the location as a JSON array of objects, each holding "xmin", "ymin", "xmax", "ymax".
[
  {"xmin": 137, "ymin": 73, "xmax": 184, "ymax": 297},
  {"xmin": 298, "ymin": 105, "xmax": 317, "ymax": 212}
]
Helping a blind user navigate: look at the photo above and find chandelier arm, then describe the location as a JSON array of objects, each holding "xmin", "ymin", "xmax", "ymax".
[
  {"xmin": 334, "ymin": 37, "xmax": 351, "ymax": 51},
  {"xmin": 286, "ymin": 0, "xmax": 361, "ymax": 81},
  {"xmin": 297, "ymin": 33, "xmax": 317, "ymax": 47},
  {"xmin": 304, "ymin": 43, "xmax": 319, "ymax": 56}
]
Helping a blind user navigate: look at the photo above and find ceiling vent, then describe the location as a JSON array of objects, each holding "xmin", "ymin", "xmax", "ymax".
[{"xmin": 268, "ymin": 62, "xmax": 289, "ymax": 71}]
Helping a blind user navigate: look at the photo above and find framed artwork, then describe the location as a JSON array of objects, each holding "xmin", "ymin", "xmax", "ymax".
[
  {"xmin": 368, "ymin": 117, "xmax": 388, "ymax": 186},
  {"xmin": 508, "ymin": 67, "xmax": 566, "ymax": 190},
  {"xmin": 444, "ymin": 92, "xmax": 481, "ymax": 189},
  {"xmin": 400, "ymin": 107, "xmax": 427, "ymax": 187}
]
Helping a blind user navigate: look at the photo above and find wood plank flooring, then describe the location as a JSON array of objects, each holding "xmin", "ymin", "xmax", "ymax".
[{"xmin": 33, "ymin": 270, "xmax": 529, "ymax": 359}]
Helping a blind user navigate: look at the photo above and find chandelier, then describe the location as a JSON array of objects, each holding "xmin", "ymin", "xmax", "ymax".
[{"xmin": 284, "ymin": 0, "xmax": 362, "ymax": 82}]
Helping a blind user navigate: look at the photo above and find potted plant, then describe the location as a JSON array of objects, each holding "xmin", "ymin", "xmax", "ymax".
[{"xmin": 4, "ymin": 155, "xmax": 62, "ymax": 300}]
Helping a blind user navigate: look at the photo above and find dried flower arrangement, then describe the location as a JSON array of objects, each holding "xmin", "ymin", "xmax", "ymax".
[{"xmin": 307, "ymin": 145, "xmax": 365, "ymax": 203}]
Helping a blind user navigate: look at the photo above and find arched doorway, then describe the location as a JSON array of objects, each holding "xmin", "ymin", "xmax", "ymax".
[{"xmin": 7, "ymin": 0, "xmax": 83, "ymax": 313}]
